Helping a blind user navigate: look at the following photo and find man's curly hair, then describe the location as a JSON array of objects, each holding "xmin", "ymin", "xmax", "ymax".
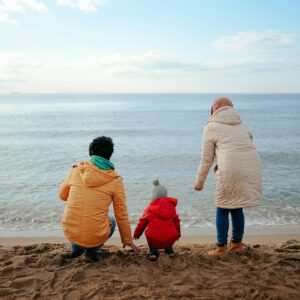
[{"xmin": 89, "ymin": 136, "xmax": 114, "ymax": 160}]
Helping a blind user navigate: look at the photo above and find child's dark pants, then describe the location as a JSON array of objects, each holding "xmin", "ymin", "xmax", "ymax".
[{"xmin": 148, "ymin": 242, "xmax": 174, "ymax": 256}]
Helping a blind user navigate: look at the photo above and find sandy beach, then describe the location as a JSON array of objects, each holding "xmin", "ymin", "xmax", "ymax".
[
  {"xmin": 0, "ymin": 232, "xmax": 299, "ymax": 300},
  {"xmin": 1, "ymin": 0, "xmax": 300, "ymax": 298}
]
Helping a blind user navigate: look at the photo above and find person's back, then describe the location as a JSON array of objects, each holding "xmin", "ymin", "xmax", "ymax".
[
  {"xmin": 59, "ymin": 136, "xmax": 138, "ymax": 262},
  {"xmin": 60, "ymin": 161, "xmax": 129, "ymax": 248},
  {"xmin": 208, "ymin": 107, "xmax": 254, "ymax": 152},
  {"xmin": 142, "ymin": 196, "xmax": 180, "ymax": 248},
  {"xmin": 134, "ymin": 180, "xmax": 181, "ymax": 261},
  {"xmin": 204, "ymin": 106, "xmax": 261, "ymax": 208}
]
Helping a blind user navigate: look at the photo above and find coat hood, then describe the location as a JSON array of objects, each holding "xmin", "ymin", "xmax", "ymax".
[
  {"xmin": 209, "ymin": 106, "xmax": 241, "ymax": 125},
  {"xmin": 77, "ymin": 161, "xmax": 119, "ymax": 187},
  {"xmin": 147, "ymin": 197, "xmax": 178, "ymax": 220}
]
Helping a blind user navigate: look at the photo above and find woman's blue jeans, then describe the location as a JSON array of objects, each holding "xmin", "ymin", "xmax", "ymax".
[
  {"xmin": 71, "ymin": 216, "xmax": 116, "ymax": 256},
  {"xmin": 216, "ymin": 208, "xmax": 244, "ymax": 246}
]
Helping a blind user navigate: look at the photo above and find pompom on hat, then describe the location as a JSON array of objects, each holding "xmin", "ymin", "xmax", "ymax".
[{"xmin": 152, "ymin": 180, "xmax": 168, "ymax": 200}]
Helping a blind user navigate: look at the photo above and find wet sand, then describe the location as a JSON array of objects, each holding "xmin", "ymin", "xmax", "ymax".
[{"xmin": 0, "ymin": 233, "xmax": 300, "ymax": 246}]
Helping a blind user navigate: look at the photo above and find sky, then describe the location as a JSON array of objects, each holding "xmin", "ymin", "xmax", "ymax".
[{"xmin": 0, "ymin": 0, "xmax": 300, "ymax": 93}]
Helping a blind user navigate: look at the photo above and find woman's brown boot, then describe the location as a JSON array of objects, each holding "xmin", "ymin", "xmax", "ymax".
[
  {"xmin": 228, "ymin": 241, "xmax": 244, "ymax": 254},
  {"xmin": 208, "ymin": 245, "xmax": 227, "ymax": 256}
]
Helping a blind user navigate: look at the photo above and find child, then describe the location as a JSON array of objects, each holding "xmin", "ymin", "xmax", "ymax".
[{"xmin": 134, "ymin": 180, "xmax": 181, "ymax": 261}]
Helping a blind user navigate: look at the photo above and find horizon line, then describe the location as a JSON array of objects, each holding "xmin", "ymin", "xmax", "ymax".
[{"xmin": 1, "ymin": 92, "xmax": 300, "ymax": 95}]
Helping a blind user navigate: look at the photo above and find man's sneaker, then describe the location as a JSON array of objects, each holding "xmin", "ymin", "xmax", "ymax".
[
  {"xmin": 83, "ymin": 253, "xmax": 103, "ymax": 263},
  {"xmin": 62, "ymin": 251, "xmax": 84, "ymax": 259}
]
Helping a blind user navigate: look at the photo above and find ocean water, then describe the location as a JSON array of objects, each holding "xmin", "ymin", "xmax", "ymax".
[{"xmin": 0, "ymin": 94, "xmax": 299, "ymax": 231}]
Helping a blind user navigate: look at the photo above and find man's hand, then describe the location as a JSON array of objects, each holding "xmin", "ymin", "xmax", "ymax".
[
  {"xmin": 123, "ymin": 241, "xmax": 140, "ymax": 252},
  {"xmin": 194, "ymin": 181, "xmax": 204, "ymax": 191}
]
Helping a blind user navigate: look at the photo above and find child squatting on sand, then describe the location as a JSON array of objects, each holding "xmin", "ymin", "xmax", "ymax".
[
  {"xmin": 194, "ymin": 97, "xmax": 262, "ymax": 256},
  {"xmin": 134, "ymin": 180, "xmax": 181, "ymax": 261}
]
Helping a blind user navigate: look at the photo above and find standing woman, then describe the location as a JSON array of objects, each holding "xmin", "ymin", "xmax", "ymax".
[{"xmin": 195, "ymin": 97, "xmax": 262, "ymax": 256}]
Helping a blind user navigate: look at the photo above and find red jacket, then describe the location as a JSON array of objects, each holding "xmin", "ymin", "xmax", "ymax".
[{"xmin": 134, "ymin": 197, "xmax": 181, "ymax": 249}]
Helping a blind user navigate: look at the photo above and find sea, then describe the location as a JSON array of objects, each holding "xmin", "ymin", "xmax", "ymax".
[{"xmin": 0, "ymin": 94, "xmax": 299, "ymax": 232}]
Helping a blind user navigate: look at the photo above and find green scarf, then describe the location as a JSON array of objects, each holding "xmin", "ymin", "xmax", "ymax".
[{"xmin": 90, "ymin": 155, "xmax": 115, "ymax": 170}]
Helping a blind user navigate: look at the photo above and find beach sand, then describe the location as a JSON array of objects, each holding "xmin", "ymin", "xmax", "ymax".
[{"xmin": 0, "ymin": 235, "xmax": 299, "ymax": 300}]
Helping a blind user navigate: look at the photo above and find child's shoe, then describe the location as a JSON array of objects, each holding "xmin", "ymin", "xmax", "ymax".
[
  {"xmin": 165, "ymin": 247, "xmax": 175, "ymax": 258},
  {"xmin": 228, "ymin": 241, "xmax": 244, "ymax": 254},
  {"xmin": 208, "ymin": 245, "xmax": 227, "ymax": 256},
  {"xmin": 147, "ymin": 249, "xmax": 159, "ymax": 261}
]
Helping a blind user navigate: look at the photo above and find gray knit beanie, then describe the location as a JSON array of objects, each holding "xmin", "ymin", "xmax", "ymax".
[{"xmin": 152, "ymin": 180, "xmax": 168, "ymax": 201}]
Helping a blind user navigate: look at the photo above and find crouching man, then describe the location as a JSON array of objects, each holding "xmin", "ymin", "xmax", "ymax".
[{"xmin": 59, "ymin": 136, "xmax": 138, "ymax": 262}]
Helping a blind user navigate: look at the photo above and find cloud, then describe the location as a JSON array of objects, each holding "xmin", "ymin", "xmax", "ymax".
[
  {"xmin": 0, "ymin": 0, "xmax": 108, "ymax": 23},
  {"xmin": 0, "ymin": 52, "xmax": 208, "ymax": 83},
  {"xmin": 0, "ymin": 10, "xmax": 16, "ymax": 24},
  {"xmin": 1, "ymin": 51, "xmax": 299, "ymax": 92},
  {"xmin": 0, "ymin": 0, "xmax": 48, "ymax": 24},
  {"xmin": 77, "ymin": 53, "xmax": 210, "ymax": 77},
  {"xmin": 56, "ymin": 0, "xmax": 107, "ymax": 12},
  {"xmin": 1, "ymin": 51, "xmax": 299, "ymax": 80},
  {"xmin": 213, "ymin": 30, "xmax": 296, "ymax": 52},
  {"xmin": 0, "ymin": 52, "xmax": 43, "ymax": 81}
]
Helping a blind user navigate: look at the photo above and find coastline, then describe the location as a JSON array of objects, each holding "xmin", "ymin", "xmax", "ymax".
[{"xmin": 1, "ymin": 224, "xmax": 299, "ymax": 246}]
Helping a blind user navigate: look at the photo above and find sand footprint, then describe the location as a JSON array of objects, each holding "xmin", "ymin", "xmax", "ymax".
[{"xmin": 63, "ymin": 289, "xmax": 81, "ymax": 300}]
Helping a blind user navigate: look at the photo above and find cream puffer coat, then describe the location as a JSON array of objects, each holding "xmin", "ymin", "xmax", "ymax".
[{"xmin": 196, "ymin": 106, "xmax": 262, "ymax": 208}]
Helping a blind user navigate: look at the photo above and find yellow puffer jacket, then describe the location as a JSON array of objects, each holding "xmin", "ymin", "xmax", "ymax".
[{"xmin": 59, "ymin": 161, "xmax": 132, "ymax": 248}]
